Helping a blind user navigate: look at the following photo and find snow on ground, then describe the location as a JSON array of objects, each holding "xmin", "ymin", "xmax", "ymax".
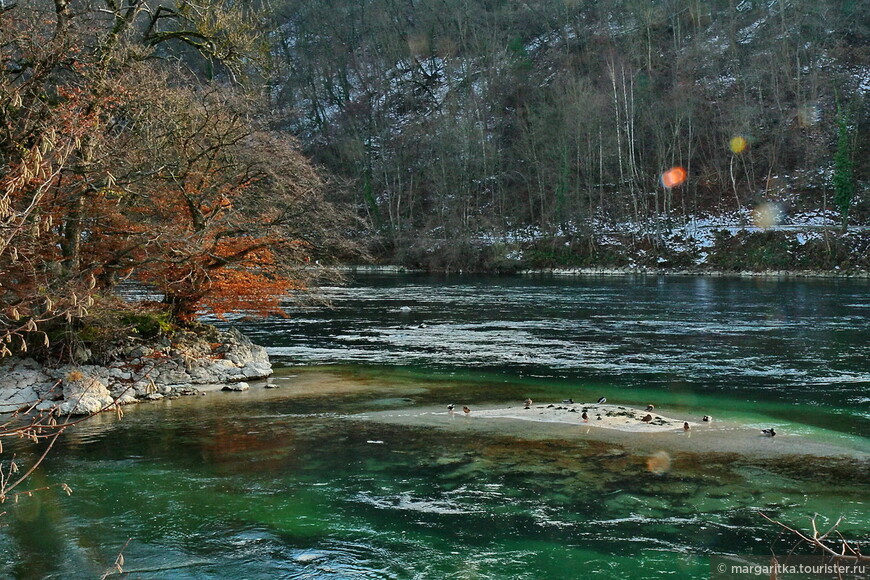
[{"xmin": 467, "ymin": 206, "xmax": 865, "ymax": 266}]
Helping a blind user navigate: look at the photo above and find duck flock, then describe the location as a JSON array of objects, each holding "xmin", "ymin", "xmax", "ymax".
[{"xmin": 447, "ymin": 398, "xmax": 778, "ymax": 437}]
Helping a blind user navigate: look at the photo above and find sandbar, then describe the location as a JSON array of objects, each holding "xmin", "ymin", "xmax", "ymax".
[{"xmin": 355, "ymin": 401, "xmax": 870, "ymax": 460}]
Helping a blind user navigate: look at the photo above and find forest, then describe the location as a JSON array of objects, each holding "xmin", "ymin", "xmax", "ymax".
[
  {"xmin": 1, "ymin": 0, "xmax": 869, "ymax": 356},
  {"xmin": 270, "ymin": 0, "xmax": 869, "ymax": 270},
  {"xmin": 0, "ymin": 4, "xmax": 868, "ymax": 575}
]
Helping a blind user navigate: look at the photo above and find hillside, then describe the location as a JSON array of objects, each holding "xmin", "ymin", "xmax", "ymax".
[{"xmin": 270, "ymin": 0, "xmax": 869, "ymax": 271}]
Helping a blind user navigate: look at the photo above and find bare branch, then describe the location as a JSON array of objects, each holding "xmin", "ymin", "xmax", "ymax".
[
  {"xmin": 759, "ymin": 512, "xmax": 870, "ymax": 563},
  {"xmin": 100, "ymin": 537, "xmax": 132, "ymax": 579}
]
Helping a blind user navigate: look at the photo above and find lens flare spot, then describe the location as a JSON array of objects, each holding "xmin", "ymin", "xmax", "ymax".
[
  {"xmin": 647, "ymin": 451, "xmax": 671, "ymax": 475},
  {"xmin": 729, "ymin": 136, "xmax": 748, "ymax": 154},
  {"xmin": 661, "ymin": 167, "xmax": 687, "ymax": 188},
  {"xmin": 752, "ymin": 202, "xmax": 783, "ymax": 229},
  {"xmin": 797, "ymin": 104, "xmax": 821, "ymax": 127}
]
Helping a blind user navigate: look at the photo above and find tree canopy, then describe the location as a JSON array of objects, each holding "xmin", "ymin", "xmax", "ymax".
[{"xmin": 1, "ymin": 0, "xmax": 353, "ymax": 358}]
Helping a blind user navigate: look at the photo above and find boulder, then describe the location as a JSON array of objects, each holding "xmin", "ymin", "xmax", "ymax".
[
  {"xmin": 0, "ymin": 358, "xmax": 54, "ymax": 411},
  {"xmin": 0, "ymin": 326, "xmax": 272, "ymax": 414},
  {"xmin": 58, "ymin": 374, "xmax": 115, "ymax": 415},
  {"xmin": 221, "ymin": 382, "xmax": 250, "ymax": 392}
]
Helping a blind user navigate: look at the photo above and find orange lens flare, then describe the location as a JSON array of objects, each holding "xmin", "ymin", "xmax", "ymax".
[
  {"xmin": 661, "ymin": 166, "xmax": 687, "ymax": 188},
  {"xmin": 647, "ymin": 451, "xmax": 672, "ymax": 474}
]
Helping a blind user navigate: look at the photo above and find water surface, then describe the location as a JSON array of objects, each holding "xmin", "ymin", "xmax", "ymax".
[{"xmin": 1, "ymin": 274, "xmax": 868, "ymax": 579}]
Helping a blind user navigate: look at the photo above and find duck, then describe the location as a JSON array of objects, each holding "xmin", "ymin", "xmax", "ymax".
[
  {"xmin": 641, "ymin": 414, "xmax": 653, "ymax": 423},
  {"xmin": 447, "ymin": 403, "xmax": 455, "ymax": 413},
  {"xmin": 702, "ymin": 415, "xmax": 712, "ymax": 422},
  {"xmin": 562, "ymin": 398, "xmax": 574, "ymax": 404},
  {"xmin": 463, "ymin": 406, "xmax": 471, "ymax": 416},
  {"xmin": 645, "ymin": 404, "xmax": 655, "ymax": 412},
  {"xmin": 597, "ymin": 397, "xmax": 607, "ymax": 404},
  {"xmin": 761, "ymin": 428, "xmax": 776, "ymax": 437},
  {"xmin": 524, "ymin": 398, "xmax": 533, "ymax": 409},
  {"xmin": 683, "ymin": 422, "xmax": 690, "ymax": 432},
  {"xmin": 581, "ymin": 411, "xmax": 588, "ymax": 422}
]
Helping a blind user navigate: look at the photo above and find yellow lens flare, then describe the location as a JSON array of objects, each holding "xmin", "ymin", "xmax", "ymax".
[
  {"xmin": 661, "ymin": 166, "xmax": 687, "ymax": 189},
  {"xmin": 729, "ymin": 136, "xmax": 748, "ymax": 154}
]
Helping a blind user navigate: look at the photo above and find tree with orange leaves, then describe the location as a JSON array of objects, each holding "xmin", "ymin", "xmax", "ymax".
[
  {"xmin": 114, "ymin": 81, "xmax": 341, "ymax": 321},
  {"xmin": 0, "ymin": 0, "xmax": 355, "ymax": 358}
]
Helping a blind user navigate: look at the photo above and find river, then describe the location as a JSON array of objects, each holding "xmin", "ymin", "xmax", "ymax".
[{"xmin": 1, "ymin": 274, "xmax": 868, "ymax": 579}]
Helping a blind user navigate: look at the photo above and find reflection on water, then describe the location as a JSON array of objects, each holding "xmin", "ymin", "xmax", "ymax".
[{"xmin": 1, "ymin": 274, "xmax": 869, "ymax": 579}]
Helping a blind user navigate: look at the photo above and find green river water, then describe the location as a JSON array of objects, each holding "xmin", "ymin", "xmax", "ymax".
[{"xmin": 1, "ymin": 274, "xmax": 868, "ymax": 579}]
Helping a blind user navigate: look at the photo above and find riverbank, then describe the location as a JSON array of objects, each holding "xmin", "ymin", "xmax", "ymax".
[
  {"xmin": 358, "ymin": 219, "xmax": 870, "ymax": 275},
  {"xmin": 0, "ymin": 326, "xmax": 271, "ymax": 415},
  {"xmin": 520, "ymin": 267, "xmax": 870, "ymax": 278},
  {"xmin": 341, "ymin": 264, "xmax": 870, "ymax": 278}
]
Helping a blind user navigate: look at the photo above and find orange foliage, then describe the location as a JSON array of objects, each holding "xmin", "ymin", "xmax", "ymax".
[{"xmin": 1, "ymin": 6, "xmax": 339, "ymax": 342}]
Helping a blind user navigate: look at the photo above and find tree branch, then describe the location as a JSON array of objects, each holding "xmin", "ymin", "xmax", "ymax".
[{"xmin": 759, "ymin": 512, "xmax": 868, "ymax": 563}]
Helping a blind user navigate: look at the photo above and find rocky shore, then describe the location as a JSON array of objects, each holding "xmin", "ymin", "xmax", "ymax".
[{"xmin": 0, "ymin": 327, "xmax": 271, "ymax": 415}]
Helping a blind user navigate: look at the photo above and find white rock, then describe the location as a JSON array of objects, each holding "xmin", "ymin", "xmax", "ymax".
[
  {"xmin": 242, "ymin": 363, "xmax": 271, "ymax": 379},
  {"xmin": 222, "ymin": 382, "xmax": 250, "ymax": 391},
  {"xmin": 116, "ymin": 392, "xmax": 138, "ymax": 405},
  {"xmin": 58, "ymin": 375, "xmax": 114, "ymax": 415},
  {"xmin": 0, "ymin": 386, "xmax": 40, "ymax": 412}
]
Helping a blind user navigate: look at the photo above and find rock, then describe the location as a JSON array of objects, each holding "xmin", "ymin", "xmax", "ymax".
[
  {"xmin": 0, "ymin": 326, "xmax": 272, "ymax": 414},
  {"xmin": 221, "ymin": 382, "xmax": 250, "ymax": 392},
  {"xmin": 242, "ymin": 362, "xmax": 271, "ymax": 379},
  {"xmin": 160, "ymin": 370, "xmax": 192, "ymax": 384},
  {"xmin": 108, "ymin": 368, "xmax": 133, "ymax": 381},
  {"xmin": 58, "ymin": 374, "xmax": 114, "ymax": 415},
  {"xmin": 0, "ymin": 359, "xmax": 49, "ymax": 388},
  {"xmin": 115, "ymin": 391, "xmax": 138, "ymax": 405},
  {"xmin": 0, "ymin": 386, "xmax": 40, "ymax": 412},
  {"xmin": 0, "ymin": 359, "xmax": 55, "ymax": 411}
]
